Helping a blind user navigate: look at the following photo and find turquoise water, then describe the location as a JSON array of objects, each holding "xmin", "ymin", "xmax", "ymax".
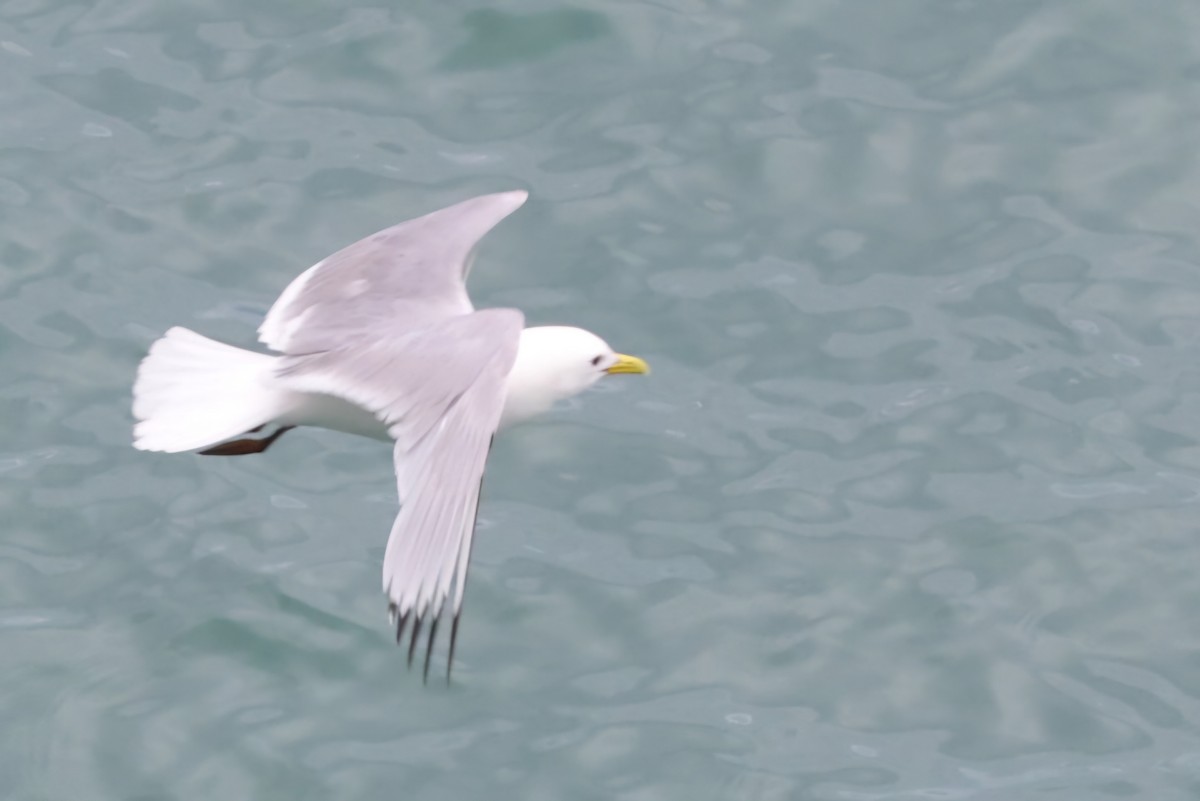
[{"xmin": 5, "ymin": 1, "xmax": 1200, "ymax": 798}]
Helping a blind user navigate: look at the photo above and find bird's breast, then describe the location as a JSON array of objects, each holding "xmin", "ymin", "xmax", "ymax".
[{"xmin": 281, "ymin": 390, "xmax": 392, "ymax": 442}]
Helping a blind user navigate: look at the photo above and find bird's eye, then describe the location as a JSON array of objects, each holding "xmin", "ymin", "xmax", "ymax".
[{"xmin": 591, "ymin": 355, "xmax": 603, "ymax": 367}]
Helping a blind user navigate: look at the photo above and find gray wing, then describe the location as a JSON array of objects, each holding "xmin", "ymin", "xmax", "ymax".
[
  {"xmin": 274, "ymin": 309, "xmax": 524, "ymax": 679},
  {"xmin": 259, "ymin": 190, "xmax": 528, "ymax": 354}
]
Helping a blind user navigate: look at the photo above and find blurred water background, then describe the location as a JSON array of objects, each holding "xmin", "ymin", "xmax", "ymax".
[{"xmin": 5, "ymin": 1, "xmax": 1200, "ymax": 798}]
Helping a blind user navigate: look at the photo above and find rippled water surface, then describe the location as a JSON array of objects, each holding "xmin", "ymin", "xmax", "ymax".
[{"xmin": 6, "ymin": 1, "xmax": 1200, "ymax": 798}]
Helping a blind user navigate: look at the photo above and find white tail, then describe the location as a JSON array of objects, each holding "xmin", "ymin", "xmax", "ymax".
[{"xmin": 132, "ymin": 327, "xmax": 289, "ymax": 453}]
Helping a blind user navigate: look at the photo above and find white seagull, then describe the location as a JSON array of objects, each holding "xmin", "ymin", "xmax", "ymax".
[{"xmin": 132, "ymin": 190, "xmax": 649, "ymax": 680}]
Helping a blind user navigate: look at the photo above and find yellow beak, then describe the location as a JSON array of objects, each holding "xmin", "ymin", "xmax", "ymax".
[{"xmin": 606, "ymin": 353, "xmax": 650, "ymax": 375}]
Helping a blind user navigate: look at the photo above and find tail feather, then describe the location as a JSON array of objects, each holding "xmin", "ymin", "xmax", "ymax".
[{"xmin": 132, "ymin": 327, "xmax": 289, "ymax": 453}]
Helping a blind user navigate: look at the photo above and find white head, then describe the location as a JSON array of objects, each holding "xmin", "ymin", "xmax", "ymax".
[{"xmin": 499, "ymin": 325, "xmax": 649, "ymax": 429}]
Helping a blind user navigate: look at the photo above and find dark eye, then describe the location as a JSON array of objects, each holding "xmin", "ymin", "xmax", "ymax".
[{"xmin": 591, "ymin": 355, "xmax": 603, "ymax": 367}]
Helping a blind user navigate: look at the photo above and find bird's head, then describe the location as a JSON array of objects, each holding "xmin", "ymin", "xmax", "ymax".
[{"xmin": 500, "ymin": 325, "xmax": 649, "ymax": 428}]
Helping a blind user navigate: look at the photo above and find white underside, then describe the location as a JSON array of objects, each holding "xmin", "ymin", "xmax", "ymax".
[
  {"xmin": 278, "ymin": 390, "xmax": 391, "ymax": 441},
  {"xmin": 132, "ymin": 326, "xmax": 566, "ymax": 453}
]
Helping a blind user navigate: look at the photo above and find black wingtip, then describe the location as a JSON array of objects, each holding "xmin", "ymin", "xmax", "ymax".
[
  {"xmin": 394, "ymin": 608, "xmax": 410, "ymax": 645},
  {"xmin": 422, "ymin": 617, "xmax": 440, "ymax": 684},
  {"xmin": 389, "ymin": 603, "xmax": 448, "ymax": 685},
  {"xmin": 446, "ymin": 612, "xmax": 462, "ymax": 685},
  {"xmin": 407, "ymin": 615, "xmax": 423, "ymax": 668}
]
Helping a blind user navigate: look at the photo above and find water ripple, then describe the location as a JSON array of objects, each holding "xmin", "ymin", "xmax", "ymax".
[{"xmin": 6, "ymin": 0, "xmax": 1200, "ymax": 798}]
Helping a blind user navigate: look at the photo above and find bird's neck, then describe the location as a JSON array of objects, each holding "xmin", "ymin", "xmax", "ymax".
[{"xmin": 498, "ymin": 327, "xmax": 573, "ymax": 429}]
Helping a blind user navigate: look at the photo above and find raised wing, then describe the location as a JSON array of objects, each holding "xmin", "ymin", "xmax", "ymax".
[
  {"xmin": 274, "ymin": 309, "xmax": 524, "ymax": 679},
  {"xmin": 259, "ymin": 190, "xmax": 528, "ymax": 354}
]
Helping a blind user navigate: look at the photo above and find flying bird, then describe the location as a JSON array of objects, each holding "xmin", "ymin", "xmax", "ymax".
[{"xmin": 132, "ymin": 191, "xmax": 649, "ymax": 680}]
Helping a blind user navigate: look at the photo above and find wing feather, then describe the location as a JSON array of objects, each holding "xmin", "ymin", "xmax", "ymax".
[
  {"xmin": 274, "ymin": 309, "xmax": 523, "ymax": 678},
  {"xmin": 259, "ymin": 190, "xmax": 528, "ymax": 354}
]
